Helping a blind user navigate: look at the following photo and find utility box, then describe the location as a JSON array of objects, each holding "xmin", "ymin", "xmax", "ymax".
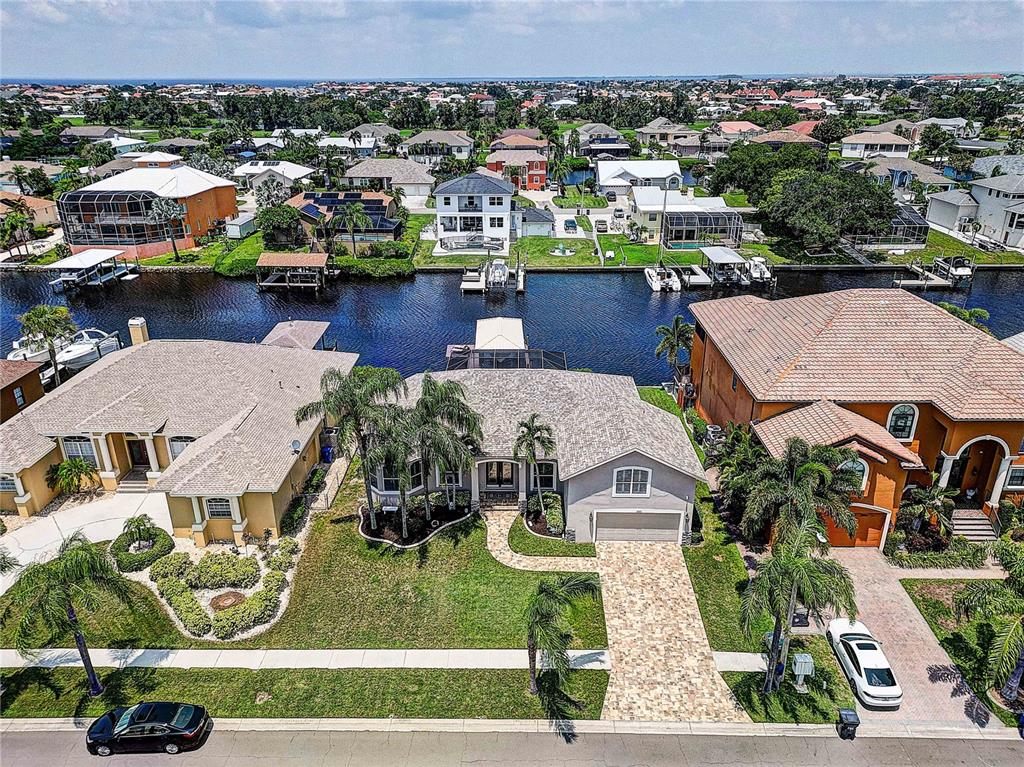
[{"xmin": 792, "ymin": 653, "xmax": 815, "ymax": 693}]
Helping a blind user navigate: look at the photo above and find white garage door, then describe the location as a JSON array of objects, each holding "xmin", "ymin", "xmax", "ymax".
[{"xmin": 594, "ymin": 511, "xmax": 683, "ymax": 543}]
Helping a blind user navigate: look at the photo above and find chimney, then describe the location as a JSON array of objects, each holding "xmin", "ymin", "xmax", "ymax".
[{"xmin": 128, "ymin": 317, "xmax": 150, "ymax": 345}]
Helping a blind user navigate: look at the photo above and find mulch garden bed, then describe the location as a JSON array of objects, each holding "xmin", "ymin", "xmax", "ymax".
[
  {"xmin": 360, "ymin": 504, "xmax": 471, "ymax": 546},
  {"xmin": 524, "ymin": 513, "xmax": 561, "ymax": 539}
]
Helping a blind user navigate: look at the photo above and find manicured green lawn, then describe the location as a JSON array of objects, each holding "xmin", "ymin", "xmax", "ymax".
[
  {"xmin": 887, "ymin": 229, "xmax": 1023, "ymax": 265},
  {"xmin": 0, "ymin": 667, "xmax": 608, "ymax": 720},
  {"xmin": 508, "ymin": 516, "xmax": 596, "ymax": 558},
  {"xmin": 401, "ymin": 213, "xmax": 433, "ymax": 258},
  {"xmin": 902, "ymin": 578, "xmax": 1017, "ymax": 726},
  {"xmin": 739, "ymin": 242, "xmax": 791, "ymax": 265},
  {"xmin": 553, "ymin": 185, "xmax": 607, "ymax": 209},
  {"xmin": 511, "ymin": 237, "xmax": 598, "ymax": 267},
  {"xmin": 722, "ymin": 636, "xmax": 857, "ymax": 724},
  {"xmin": 144, "ymin": 233, "xmax": 273, "ymax": 276},
  {"xmin": 637, "ymin": 387, "xmax": 705, "ymax": 462},
  {"xmin": 574, "ymin": 215, "xmax": 593, "ymax": 232},
  {"xmin": 723, "ymin": 191, "xmax": 750, "ymax": 207},
  {"xmin": 26, "ymin": 247, "xmax": 66, "ymax": 266},
  {"xmin": 596, "ymin": 234, "xmax": 662, "ymax": 265},
  {"xmin": 514, "ymin": 194, "xmax": 535, "ymax": 208}
]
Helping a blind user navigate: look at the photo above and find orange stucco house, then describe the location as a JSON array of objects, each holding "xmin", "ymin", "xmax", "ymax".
[{"xmin": 689, "ymin": 288, "xmax": 1024, "ymax": 548}]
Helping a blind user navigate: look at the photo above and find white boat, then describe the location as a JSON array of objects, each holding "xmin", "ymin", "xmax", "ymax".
[
  {"xmin": 748, "ymin": 256, "xmax": 773, "ymax": 284},
  {"xmin": 932, "ymin": 255, "xmax": 974, "ymax": 283},
  {"xmin": 644, "ymin": 265, "xmax": 682, "ymax": 292},
  {"xmin": 7, "ymin": 334, "xmax": 71, "ymax": 364},
  {"xmin": 54, "ymin": 329, "xmax": 122, "ymax": 371},
  {"xmin": 487, "ymin": 259, "xmax": 511, "ymax": 289}
]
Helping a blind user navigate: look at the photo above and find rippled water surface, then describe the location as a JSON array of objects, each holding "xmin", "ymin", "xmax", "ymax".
[{"xmin": 2, "ymin": 269, "xmax": 1022, "ymax": 385}]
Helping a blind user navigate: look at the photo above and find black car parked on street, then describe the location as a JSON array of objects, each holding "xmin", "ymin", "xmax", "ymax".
[{"xmin": 86, "ymin": 701, "xmax": 211, "ymax": 756}]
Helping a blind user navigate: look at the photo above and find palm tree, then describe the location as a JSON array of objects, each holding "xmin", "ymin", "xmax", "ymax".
[
  {"xmin": 955, "ymin": 539, "xmax": 1024, "ymax": 702},
  {"xmin": 567, "ymin": 129, "xmax": 580, "ymax": 157},
  {"xmin": 366, "ymin": 405, "xmax": 418, "ymax": 539},
  {"xmin": 1, "ymin": 210, "xmax": 31, "ymax": 258},
  {"xmin": 548, "ymin": 157, "xmax": 569, "ymax": 196},
  {"xmin": 18, "ymin": 304, "xmax": 77, "ymax": 386},
  {"xmin": 8, "ymin": 164, "xmax": 30, "ymax": 194},
  {"xmin": 742, "ymin": 516, "xmax": 858, "ymax": 694},
  {"xmin": 409, "ymin": 373, "xmax": 481, "ymax": 520},
  {"xmin": 716, "ymin": 425, "xmax": 767, "ymax": 509},
  {"xmin": 741, "ymin": 437, "xmax": 862, "ymax": 543},
  {"xmin": 46, "ymin": 458, "xmax": 98, "ymax": 495},
  {"xmin": 525, "ymin": 574, "xmax": 600, "ymax": 694},
  {"xmin": 654, "ymin": 315, "xmax": 694, "ymax": 384},
  {"xmin": 0, "ymin": 546, "xmax": 19, "ymax": 574},
  {"xmin": 901, "ymin": 472, "xmax": 958, "ymax": 535},
  {"xmin": 148, "ymin": 197, "xmax": 187, "ymax": 261},
  {"xmin": 513, "ymin": 414, "xmax": 556, "ymax": 526},
  {"xmin": 334, "ymin": 202, "xmax": 373, "ymax": 258},
  {"xmin": 349, "ymin": 129, "xmax": 363, "ymax": 150},
  {"xmin": 295, "ymin": 366, "xmax": 407, "ymax": 531},
  {"xmin": 383, "ymin": 132, "xmax": 403, "ymax": 155},
  {"xmin": 122, "ymin": 514, "xmax": 157, "ymax": 549},
  {"xmin": 5, "ymin": 532, "xmax": 133, "ymax": 696}
]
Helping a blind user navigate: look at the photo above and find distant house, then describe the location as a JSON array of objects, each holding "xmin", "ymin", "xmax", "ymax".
[
  {"xmin": 342, "ymin": 158, "xmax": 436, "ymax": 199},
  {"xmin": 926, "ymin": 174, "xmax": 1024, "ymax": 249},
  {"xmin": 749, "ymin": 129, "xmax": 824, "ymax": 151},
  {"xmin": 519, "ymin": 207, "xmax": 555, "ymax": 237},
  {"xmin": 844, "ymin": 157, "xmax": 955, "ymax": 200},
  {"xmin": 270, "ymin": 127, "xmax": 323, "ymax": 138},
  {"xmin": 862, "ymin": 119, "xmax": 921, "ymax": 145},
  {"xmin": 782, "ymin": 89, "xmax": 818, "ymax": 101},
  {"xmin": 575, "ymin": 123, "xmax": 629, "ymax": 159},
  {"xmin": 150, "ymin": 137, "xmax": 207, "ymax": 153},
  {"xmin": 0, "ymin": 128, "xmax": 43, "ymax": 149},
  {"xmin": 0, "ymin": 160, "xmax": 65, "ymax": 194},
  {"xmin": 635, "ymin": 117, "xmax": 698, "ymax": 146},
  {"xmin": 286, "ymin": 190, "xmax": 403, "ymax": 252},
  {"xmin": 233, "ymin": 160, "xmax": 316, "ymax": 194},
  {"xmin": 0, "ymin": 190, "xmax": 58, "ymax": 227},
  {"xmin": 712, "ymin": 121, "xmax": 765, "ymax": 140},
  {"xmin": 317, "ymin": 135, "xmax": 378, "ymax": 158},
  {"xmin": 91, "ymin": 157, "xmax": 137, "ymax": 179},
  {"xmin": 971, "ymin": 154, "xmax": 1024, "ymax": 179},
  {"xmin": 786, "ymin": 120, "xmax": 821, "ymax": 136},
  {"xmin": 917, "ymin": 117, "xmax": 979, "ymax": 139},
  {"xmin": 485, "ymin": 150, "xmax": 547, "ymax": 191},
  {"xmin": 596, "ymin": 159, "xmax": 684, "ymax": 196},
  {"xmin": 549, "ymin": 98, "xmax": 578, "ymax": 112},
  {"xmin": 840, "ymin": 131, "xmax": 912, "ymax": 159},
  {"xmin": 628, "ymin": 186, "xmax": 742, "ymax": 247},
  {"xmin": 488, "ymin": 134, "xmax": 549, "ymax": 156},
  {"xmin": 433, "ymin": 172, "xmax": 516, "ymax": 255},
  {"xmin": 497, "ymin": 128, "xmax": 543, "ymax": 140},
  {"xmin": 343, "ymin": 123, "xmax": 399, "ymax": 140},
  {"xmin": 841, "ymin": 93, "xmax": 873, "ymax": 108},
  {"xmin": 59, "ymin": 125, "xmax": 125, "ymax": 144},
  {"xmin": 0, "ymin": 360, "xmax": 43, "ymax": 425},
  {"xmin": 400, "ymin": 130, "xmax": 475, "ymax": 167},
  {"xmin": 672, "ymin": 133, "xmax": 731, "ymax": 160},
  {"xmin": 95, "ymin": 135, "xmax": 149, "ymax": 155}
]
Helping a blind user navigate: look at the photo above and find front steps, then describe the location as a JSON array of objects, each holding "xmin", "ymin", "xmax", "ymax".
[{"xmin": 951, "ymin": 509, "xmax": 997, "ymax": 542}]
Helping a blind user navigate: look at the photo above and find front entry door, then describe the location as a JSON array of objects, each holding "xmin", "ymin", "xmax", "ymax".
[
  {"xmin": 948, "ymin": 453, "xmax": 970, "ymax": 495},
  {"xmin": 486, "ymin": 461, "xmax": 515, "ymax": 489},
  {"xmin": 127, "ymin": 439, "xmax": 149, "ymax": 468}
]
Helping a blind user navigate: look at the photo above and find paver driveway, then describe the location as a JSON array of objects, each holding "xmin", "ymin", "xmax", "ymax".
[
  {"xmin": 831, "ymin": 548, "xmax": 1005, "ymax": 730},
  {"xmin": 595, "ymin": 541, "xmax": 749, "ymax": 722}
]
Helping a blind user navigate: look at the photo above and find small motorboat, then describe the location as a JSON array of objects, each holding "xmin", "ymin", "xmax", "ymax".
[
  {"xmin": 7, "ymin": 333, "xmax": 71, "ymax": 364},
  {"xmin": 487, "ymin": 259, "xmax": 510, "ymax": 289},
  {"xmin": 645, "ymin": 265, "xmax": 682, "ymax": 292},
  {"xmin": 932, "ymin": 255, "xmax": 975, "ymax": 284},
  {"xmin": 54, "ymin": 328, "xmax": 122, "ymax": 371},
  {"xmin": 748, "ymin": 256, "xmax": 774, "ymax": 284}
]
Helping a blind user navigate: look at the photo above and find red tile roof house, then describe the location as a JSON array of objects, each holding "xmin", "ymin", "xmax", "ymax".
[
  {"xmin": 688, "ymin": 288, "xmax": 1024, "ymax": 549},
  {"xmin": 485, "ymin": 150, "xmax": 547, "ymax": 191},
  {"xmin": 787, "ymin": 120, "xmax": 822, "ymax": 136}
]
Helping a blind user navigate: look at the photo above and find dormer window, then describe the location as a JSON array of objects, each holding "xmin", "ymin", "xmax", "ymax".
[{"xmin": 886, "ymin": 404, "xmax": 919, "ymax": 441}]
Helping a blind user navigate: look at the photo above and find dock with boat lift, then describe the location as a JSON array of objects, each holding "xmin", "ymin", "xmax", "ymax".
[
  {"xmin": 43, "ymin": 248, "xmax": 140, "ymax": 292},
  {"xmin": 892, "ymin": 261, "xmax": 955, "ymax": 290},
  {"xmin": 460, "ymin": 257, "xmax": 525, "ymax": 294}
]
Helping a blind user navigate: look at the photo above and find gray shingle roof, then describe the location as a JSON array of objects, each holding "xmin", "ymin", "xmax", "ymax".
[
  {"xmin": 400, "ymin": 369, "xmax": 705, "ymax": 481},
  {"xmin": 343, "ymin": 158, "xmax": 435, "ymax": 185},
  {"xmin": 972, "ymin": 155, "xmax": 1024, "ymax": 177},
  {"xmin": 521, "ymin": 207, "xmax": 554, "ymax": 223},
  {"xmin": 928, "ymin": 189, "xmax": 977, "ymax": 206},
  {"xmin": 434, "ymin": 172, "xmax": 515, "ymax": 197},
  {"xmin": 404, "ymin": 130, "xmax": 473, "ymax": 147},
  {"xmin": 971, "ymin": 174, "xmax": 1024, "ymax": 193}
]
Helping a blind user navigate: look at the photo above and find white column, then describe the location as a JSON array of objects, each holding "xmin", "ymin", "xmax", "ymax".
[
  {"xmin": 144, "ymin": 436, "xmax": 158, "ymax": 472},
  {"xmin": 989, "ymin": 456, "xmax": 1013, "ymax": 506},
  {"xmin": 229, "ymin": 496, "xmax": 242, "ymax": 524},
  {"xmin": 471, "ymin": 463, "xmax": 480, "ymax": 508},
  {"xmin": 518, "ymin": 460, "xmax": 528, "ymax": 504},
  {"xmin": 13, "ymin": 473, "xmax": 26, "ymax": 497},
  {"xmin": 191, "ymin": 496, "xmax": 202, "ymax": 525},
  {"xmin": 937, "ymin": 453, "xmax": 956, "ymax": 487},
  {"xmin": 94, "ymin": 435, "xmax": 113, "ymax": 473}
]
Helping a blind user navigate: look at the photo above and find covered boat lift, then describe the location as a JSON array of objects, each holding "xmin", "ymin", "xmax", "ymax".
[
  {"xmin": 255, "ymin": 252, "xmax": 329, "ymax": 291},
  {"xmin": 44, "ymin": 248, "xmax": 139, "ymax": 292}
]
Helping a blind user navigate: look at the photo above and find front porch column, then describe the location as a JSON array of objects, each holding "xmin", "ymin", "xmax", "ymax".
[
  {"xmin": 518, "ymin": 459, "xmax": 528, "ymax": 515},
  {"xmin": 229, "ymin": 496, "xmax": 242, "ymax": 524},
  {"xmin": 12, "ymin": 473, "xmax": 26, "ymax": 497},
  {"xmin": 988, "ymin": 456, "xmax": 1013, "ymax": 507},
  {"xmin": 94, "ymin": 435, "xmax": 113, "ymax": 473},
  {"xmin": 190, "ymin": 496, "xmax": 202, "ymax": 525},
  {"xmin": 470, "ymin": 463, "xmax": 480, "ymax": 512},
  {"xmin": 144, "ymin": 437, "xmax": 158, "ymax": 472},
  {"xmin": 937, "ymin": 453, "xmax": 956, "ymax": 487}
]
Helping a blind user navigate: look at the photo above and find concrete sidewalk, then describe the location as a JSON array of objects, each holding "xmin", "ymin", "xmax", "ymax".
[
  {"xmin": 713, "ymin": 651, "xmax": 768, "ymax": 672},
  {"xmin": 0, "ymin": 647, "xmax": 610, "ymax": 671}
]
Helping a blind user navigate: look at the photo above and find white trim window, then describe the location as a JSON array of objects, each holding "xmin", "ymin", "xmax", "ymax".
[
  {"xmin": 205, "ymin": 497, "xmax": 233, "ymax": 519},
  {"xmin": 531, "ymin": 461, "xmax": 557, "ymax": 491},
  {"xmin": 840, "ymin": 458, "xmax": 870, "ymax": 494},
  {"xmin": 1006, "ymin": 467, "xmax": 1024, "ymax": 490},
  {"xmin": 886, "ymin": 404, "xmax": 918, "ymax": 441},
  {"xmin": 409, "ymin": 460, "xmax": 423, "ymax": 491},
  {"xmin": 13, "ymin": 386, "xmax": 25, "ymax": 408},
  {"xmin": 613, "ymin": 467, "xmax": 652, "ymax": 497},
  {"xmin": 62, "ymin": 436, "xmax": 98, "ymax": 467},
  {"xmin": 380, "ymin": 464, "xmax": 400, "ymax": 493},
  {"xmin": 0, "ymin": 474, "xmax": 17, "ymax": 492},
  {"xmin": 168, "ymin": 436, "xmax": 195, "ymax": 461},
  {"xmin": 436, "ymin": 467, "xmax": 462, "ymax": 487}
]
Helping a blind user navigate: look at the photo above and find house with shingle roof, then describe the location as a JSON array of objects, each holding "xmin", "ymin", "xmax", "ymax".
[
  {"xmin": 342, "ymin": 158, "xmax": 435, "ymax": 199},
  {"xmin": 689, "ymin": 288, "xmax": 1024, "ymax": 548},
  {"xmin": 0, "ymin": 319, "xmax": 358, "ymax": 547},
  {"xmin": 399, "ymin": 130, "xmax": 475, "ymax": 168},
  {"xmin": 925, "ymin": 174, "xmax": 1024, "ymax": 249},
  {"xmin": 841, "ymin": 131, "xmax": 912, "ymax": 159}
]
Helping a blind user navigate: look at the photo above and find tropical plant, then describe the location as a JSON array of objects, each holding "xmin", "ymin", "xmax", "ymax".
[
  {"xmin": 18, "ymin": 304, "xmax": 76, "ymax": 386},
  {"xmin": 4, "ymin": 532, "xmax": 132, "ymax": 695},
  {"xmin": 255, "ymin": 176, "xmax": 289, "ymax": 210},
  {"xmin": 383, "ymin": 132, "xmax": 403, "ymax": 154},
  {"xmin": 1, "ymin": 210, "xmax": 31, "ymax": 257},
  {"xmin": 742, "ymin": 515, "xmax": 857, "ymax": 693},
  {"xmin": 900, "ymin": 472, "xmax": 958, "ymax": 535},
  {"xmin": 45, "ymin": 458, "xmax": 98, "ymax": 495},
  {"xmin": 122, "ymin": 513, "xmax": 157, "ymax": 549},
  {"xmin": 741, "ymin": 437, "xmax": 861, "ymax": 542},
  {"xmin": 513, "ymin": 414, "xmax": 556, "ymax": 528},
  {"xmin": 333, "ymin": 201, "xmax": 373, "ymax": 258},
  {"xmin": 654, "ymin": 315, "xmax": 694, "ymax": 382},
  {"xmin": 365, "ymin": 405, "xmax": 418, "ymax": 539},
  {"xmin": 954, "ymin": 539, "xmax": 1024, "ymax": 702},
  {"xmin": 295, "ymin": 366, "xmax": 407, "ymax": 530},
  {"xmin": 8, "ymin": 163, "xmax": 30, "ymax": 194},
  {"xmin": 525, "ymin": 573, "xmax": 600, "ymax": 695},
  {"xmin": 938, "ymin": 302, "xmax": 991, "ymax": 334},
  {"xmin": 0, "ymin": 546, "xmax": 19, "ymax": 574},
  {"xmin": 548, "ymin": 157, "xmax": 569, "ymax": 196},
  {"xmin": 148, "ymin": 197, "xmax": 187, "ymax": 261},
  {"xmin": 715, "ymin": 425, "xmax": 767, "ymax": 510}
]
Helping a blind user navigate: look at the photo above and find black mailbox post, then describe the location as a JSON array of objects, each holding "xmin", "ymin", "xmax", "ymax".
[{"xmin": 837, "ymin": 708, "xmax": 860, "ymax": 740}]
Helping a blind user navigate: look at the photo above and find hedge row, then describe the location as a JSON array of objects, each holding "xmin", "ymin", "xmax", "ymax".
[
  {"xmin": 265, "ymin": 536, "xmax": 299, "ymax": 572},
  {"xmin": 332, "ymin": 256, "xmax": 415, "ymax": 279},
  {"xmin": 110, "ymin": 528, "xmax": 174, "ymax": 572},
  {"xmin": 156, "ymin": 577, "xmax": 212, "ymax": 636},
  {"xmin": 149, "ymin": 552, "xmax": 192, "ymax": 581},
  {"xmin": 183, "ymin": 552, "xmax": 260, "ymax": 590},
  {"xmin": 211, "ymin": 570, "xmax": 288, "ymax": 639},
  {"xmin": 884, "ymin": 533, "xmax": 991, "ymax": 568},
  {"xmin": 527, "ymin": 491, "xmax": 565, "ymax": 534}
]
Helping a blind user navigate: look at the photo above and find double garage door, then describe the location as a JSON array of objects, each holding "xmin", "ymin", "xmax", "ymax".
[{"xmin": 594, "ymin": 510, "xmax": 684, "ymax": 543}]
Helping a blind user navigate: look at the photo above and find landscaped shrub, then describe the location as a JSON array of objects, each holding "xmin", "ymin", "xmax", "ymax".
[
  {"xmin": 149, "ymin": 551, "xmax": 193, "ymax": 582},
  {"xmin": 685, "ymin": 407, "xmax": 708, "ymax": 443},
  {"xmin": 262, "ymin": 570, "xmax": 287, "ymax": 593},
  {"xmin": 183, "ymin": 552, "xmax": 260, "ymax": 590},
  {"xmin": 109, "ymin": 528, "xmax": 174, "ymax": 572},
  {"xmin": 885, "ymin": 533, "xmax": 991, "ymax": 568},
  {"xmin": 303, "ymin": 465, "xmax": 327, "ymax": 494},
  {"xmin": 265, "ymin": 536, "xmax": 299, "ymax": 572},
  {"xmin": 365, "ymin": 241, "xmax": 411, "ymax": 259},
  {"xmin": 280, "ymin": 496, "xmax": 308, "ymax": 537},
  {"xmin": 332, "ymin": 256, "xmax": 414, "ymax": 279},
  {"xmin": 210, "ymin": 574, "xmax": 285, "ymax": 639},
  {"xmin": 156, "ymin": 577, "xmax": 212, "ymax": 636},
  {"xmin": 526, "ymin": 492, "xmax": 565, "ymax": 534}
]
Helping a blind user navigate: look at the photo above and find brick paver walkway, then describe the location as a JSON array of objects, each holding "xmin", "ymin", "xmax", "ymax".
[
  {"xmin": 481, "ymin": 508, "xmax": 594, "ymax": 572},
  {"xmin": 595, "ymin": 541, "xmax": 749, "ymax": 722},
  {"xmin": 831, "ymin": 548, "xmax": 1006, "ymax": 730}
]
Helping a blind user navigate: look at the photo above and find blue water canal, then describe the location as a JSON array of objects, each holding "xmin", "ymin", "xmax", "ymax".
[{"xmin": 2, "ymin": 269, "xmax": 1023, "ymax": 385}]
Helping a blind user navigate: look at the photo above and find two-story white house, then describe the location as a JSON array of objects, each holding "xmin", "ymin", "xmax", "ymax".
[
  {"xmin": 400, "ymin": 130, "xmax": 475, "ymax": 168},
  {"xmin": 840, "ymin": 131, "xmax": 913, "ymax": 159},
  {"xmin": 433, "ymin": 173, "xmax": 516, "ymax": 256},
  {"xmin": 926, "ymin": 174, "xmax": 1024, "ymax": 249}
]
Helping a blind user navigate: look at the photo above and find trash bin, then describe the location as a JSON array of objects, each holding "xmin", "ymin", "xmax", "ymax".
[
  {"xmin": 320, "ymin": 444, "xmax": 335, "ymax": 464},
  {"xmin": 837, "ymin": 708, "xmax": 860, "ymax": 740}
]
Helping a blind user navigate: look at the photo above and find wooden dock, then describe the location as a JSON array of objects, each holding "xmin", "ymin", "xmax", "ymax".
[{"xmin": 892, "ymin": 263, "xmax": 954, "ymax": 290}]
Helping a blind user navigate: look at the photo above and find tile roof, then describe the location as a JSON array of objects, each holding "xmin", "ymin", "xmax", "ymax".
[
  {"xmin": 486, "ymin": 150, "xmax": 545, "ymax": 164},
  {"xmin": 1002, "ymin": 331, "xmax": 1024, "ymax": 355},
  {"xmin": 400, "ymin": 370, "xmax": 705, "ymax": 481},
  {"xmin": 928, "ymin": 189, "xmax": 977, "ymax": 206},
  {"xmin": 0, "ymin": 411, "xmax": 57, "ymax": 474},
  {"xmin": 79, "ymin": 166, "xmax": 235, "ymax": 197},
  {"xmin": 690, "ymin": 288, "xmax": 1024, "ymax": 421},
  {"xmin": 0, "ymin": 191, "xmax": 55, "ymax": 211},
  {"xmin": 752, "ymin": 400, "xmax": 924, "ymax": 468}
]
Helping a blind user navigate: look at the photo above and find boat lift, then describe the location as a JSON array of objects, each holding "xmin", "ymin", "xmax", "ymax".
[
  {"xmin": 460, "ymin": 256, "xmax": 525, "ymax": 295},
  {"xmin": 891, "ymin": 258, "xmax": 959, "ymax": 290},
  {"xmin": 43, "ymin": 248, "xmax": 140, "ymax": 292}
]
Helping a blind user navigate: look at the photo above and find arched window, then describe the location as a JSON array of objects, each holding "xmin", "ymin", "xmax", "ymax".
[
  {"xmin": 840, "ymin": 458, "xmax": 869, "ymax": 494},
  {"xmin": 886, "ymin": 404, "xmax": 918, "ymax": 441},
  {"xmin": 205, "ymin": 497, "xmax": 233, "ymax": 519},
  {"xmin": 168, "ymin": 436, "xmax": 195, "ymax": 461}
]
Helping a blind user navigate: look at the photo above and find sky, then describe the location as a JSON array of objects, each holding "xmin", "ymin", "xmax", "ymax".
[{"xmin": 1, "ymin": 0, "xmax": 1022, "ymax": 81}]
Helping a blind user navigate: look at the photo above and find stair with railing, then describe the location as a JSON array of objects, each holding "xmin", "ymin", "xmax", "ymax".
[{"xmin": 951, "ymin": 508, "xmax": 997, "ymax": 542}]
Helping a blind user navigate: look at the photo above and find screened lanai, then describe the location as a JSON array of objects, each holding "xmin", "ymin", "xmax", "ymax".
[
  {"xmin": 57, "ymin": 189, "xmax": 186, "ymax": 247},
  {"xmin": 663, "ymin": 209, "xmax": 743, "ymax": 248}
]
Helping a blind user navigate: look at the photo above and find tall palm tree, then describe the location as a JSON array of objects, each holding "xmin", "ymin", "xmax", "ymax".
[
  {"xmin": 955, "ymin": 539, "xmax": 1024, "ymax": 702},
  {"xmin": 366, "ymin": 405, "xmax": 417, "ymax": 540},
  {"xmin": 902, "ymin": 472, "xmax": 958, "ymax": 535},
  {"xmin": 525, "ymin": 574, "xmax": 600, "ymax": 694},
  {"xmin": 349, "ymin": 130, "xmax": 363, "ymax": 151},
  {"xmin": 742, "ymin": 516, "xmax": 858, "ymax": 694},
  {"xmin": 18, "ymin": 304, "xmax": 77, "ymax": 386},
  {"xmin": 122, "ymin": 514, "xmax": 157, "ymax": 549},
  {"xmin": 8, "ymin": 164, "xmax": 30, "ymax": 194},
  {"xmin": 548, "ymin": 157, "xmax": 569, "ymax": 196},
  {"xmin": 295, "ymin": 366, "xmax": 407, "ymax": 530},
  {"xmin": 1, "ymin": 210, "xmax": 31, "ymax": 258},
  {"xmin": 716, "ymin": 425, "xmax": 767, "ymax": 509},
  {"xmin": 5, "ymin": 532, "xmax": 132, "ymax": 696},
  {"xmin": 742, "ymin": 437, "xmax": 861, "ymax": 543},
  {"xmin": 654, "ymin": 315, "xmax": 694, "ymax": 383},
  {"xmin": 148, "ymin": 197, "xmax": 187, "ymax": 261},
  {"xmin": 334, "ymin": 202, "xmax": 373, "ymax": 258},
  {"xmin": 409, "ymin": 373, "xmax": 481, "ymax": 520},
  {"xmin": 513, "ymin": 414, "xmax": 556, "ymax": 525}
]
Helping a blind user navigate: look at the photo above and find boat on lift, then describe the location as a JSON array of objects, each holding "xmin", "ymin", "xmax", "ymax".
[
  {"xmin": 931, "ymin": 255, "xmax": 975, "ymax": 285},
  {"xmin": 7, "ymin": 334, "xmax": 71, "ymax": 364},
  {"xmin": 644, "ymin": 264, "xmax": 682, "ymax": 292},
  {"xmin": 487, "ymin": 259, "xmax": 511, "ymax": 289},
  {"xmin": 747, "ymin": 256, "xmax": 775, "ymax": 285},
  {"xmin": 54, "ymin": 329, "xmax": 122, "ymax": 371}
]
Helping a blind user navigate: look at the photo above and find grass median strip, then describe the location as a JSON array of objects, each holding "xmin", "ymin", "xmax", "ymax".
[
  {"xmin": 508, "ymin": 516, "xmax": 596, "ymax": 558},
  {"xmin": 0, "ymin": 667, "xmax": 609, "ymax": 720}
]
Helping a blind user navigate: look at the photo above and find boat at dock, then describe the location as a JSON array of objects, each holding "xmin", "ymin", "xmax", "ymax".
[
  {"xmin": 644, "ymin": 265, "xmax": 682, "ymax": 292},
  {"xmin": 702, "ymin": 246, "xmax": 752, "ymax": 287},
  {"xmin": 460, "ymin": 257, "xmax": 526, "ymax": 295},
  {"xmin": 445, "ymin": 317, "xmax": 567, "ymax": 370},
  {"xmin": 43, "ymin": 248, "xmax": 140, "ymax": 293},
  {"xmin": 931, "ymin": 255, "xmax": 976, "ymax": 286},
  {"xmin": 54, "ymin": 328, "xmax": 122, "ymax": 371},
  {"xmin": 7, "ymin": 334, "xmax": 71, "ymax": 364}
]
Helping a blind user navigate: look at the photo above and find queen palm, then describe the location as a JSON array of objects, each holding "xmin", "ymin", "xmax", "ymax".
[
  {"xmin": 716, "ymin": 425, "xmax": 767, "ymax": 511},
  {"xmin": 742, "ymin": 515, "xmax": 858, "ymax": 694},
  {"xmin": 8, "ymin": 164, "xmax": 30, "ymax": 194},
  {"xmin": 742, "ymin": 437, "xmax": 861, "ymax": 543},
  {"xmin": 6, "ymin": 532, "xmax": 133, "ymax": 696},
  {"xmin": 654, "ymin": 315, "xmax": 694, "ymax": 383},
  {"xmin": 513, "ymin": 414, "xmax": 556, "ymax": 525},
  {"xmin": 366, "ymin": 405, "xmax": 417, "ymax": 540},
  {"xmin": 525, "ymin": 573, "xmax": 600, "ymax": 695},
  {"xmin": 295, "ymin": 366, "xmax": 407, "ymax": 530},
  {"xmin": 955, "ymin": 540, "xmax": 1024, "ymax": 702},
  {"xmin": 1, "ymin": 210, "xmax": 31, "ymax": 258},
  {"xmin": 334, "ymin": 201, "xmax": 373, "ymax": 258},
  {"xmin": 18, "ymin": 304, "xmax": 77, "ymax": 386},
  {"xmin": 548, "ymin": 157, "xmax": 569, "ymax": 196},
  {"xmin": 122, "ymin": 514, "xmax": 157, "ymax": 549},
  {"xmin": 410, "ymin": 373, "xmax": 481, "ymax": 520}
]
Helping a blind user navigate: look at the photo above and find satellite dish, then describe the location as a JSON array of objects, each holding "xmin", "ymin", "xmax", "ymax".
[{"xmin": 291, "ymin": 440, "xmax": 301, "ymax": 454}]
